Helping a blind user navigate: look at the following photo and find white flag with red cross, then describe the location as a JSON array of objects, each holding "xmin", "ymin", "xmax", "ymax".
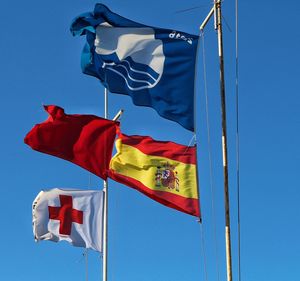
[{"xmin": 32, "ymin": 188, "xmax": 104, "ymax": 252}]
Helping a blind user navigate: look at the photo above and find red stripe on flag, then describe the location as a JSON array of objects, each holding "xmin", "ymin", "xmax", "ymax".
[
  {"xmin": 119, "ymin": 134, "xmax": 197, "ymax": 164},
  {"xmin": 109, "ymin": 170, "xmax": 200, "ymax": 217}
]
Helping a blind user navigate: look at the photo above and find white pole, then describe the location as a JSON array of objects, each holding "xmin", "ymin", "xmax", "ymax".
[
  {"xmin": 102, "ymin": 87, "xmax": 108, "ymax": 281},
  {"xmin": 215, "ymin": 1, "xmax": 233, "ymax": 281},
  {"xmin": 200, "ymin": 6, "xmax": 214, "ymax": 31},
  {"xmin": 199, "ymin": 3, "xmax": 233, "ymax": 281}
]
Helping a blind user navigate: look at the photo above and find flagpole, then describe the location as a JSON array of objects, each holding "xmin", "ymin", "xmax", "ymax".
[
  {"xmin": 103, "ymin": 87, "xmax": 108, "ymax": 281},
  {"xmin": 200, "ymin": 1, "xmax": 233, "ymax": 281},
  {"xmin": 215, "ymin": 1, "xmax": 233, "ymax": 281}
]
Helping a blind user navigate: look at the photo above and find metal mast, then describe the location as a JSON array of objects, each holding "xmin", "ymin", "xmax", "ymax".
[
  {"xmin": 200, "ymin": 1, "xmax": 233, "ymax": 280},
  {"xmin": 102, "ymin": 87, "xmax": 108, "ymax": 281}
]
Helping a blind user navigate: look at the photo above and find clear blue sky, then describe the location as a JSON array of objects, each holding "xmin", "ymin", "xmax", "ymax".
[{"xmin": 1, "ymin": 1, "xmax": 299, "ymax": 281}]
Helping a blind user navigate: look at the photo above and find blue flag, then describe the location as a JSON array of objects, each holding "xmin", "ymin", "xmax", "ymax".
[{"xmin": 71, "ymin": 4, "xmax": 199, "ymax": 131}]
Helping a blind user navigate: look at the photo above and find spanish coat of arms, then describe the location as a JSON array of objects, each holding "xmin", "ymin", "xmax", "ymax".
[{"xmin": 155, "ymin": 162, "xmax": 179, "ymax": 192}]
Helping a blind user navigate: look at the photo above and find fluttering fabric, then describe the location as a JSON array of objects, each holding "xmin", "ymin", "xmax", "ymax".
[
  {"xmin": 71, "ymin": 4, "xmax": 199, "ymax": 131},
  {"xmin": 33, "ymin": 188, "xmax": 104, "ymax": 252},
  {"xmin": 109, "ymin": 133, "xmax": 200, "ymax": 217},
  {"xmin": 24, "ymin": 105, "xmax": 119, "ymax": 180}
]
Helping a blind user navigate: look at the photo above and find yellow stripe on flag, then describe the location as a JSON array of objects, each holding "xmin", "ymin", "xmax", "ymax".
[{"xmin": 110, "ymin": 139, "xmax": 198, "ymax": 199}]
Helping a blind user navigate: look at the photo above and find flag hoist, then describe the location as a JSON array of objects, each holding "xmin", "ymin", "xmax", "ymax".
[{"xmin": 25, "ymin": 2, "xmax": 234, "ymax": 281}]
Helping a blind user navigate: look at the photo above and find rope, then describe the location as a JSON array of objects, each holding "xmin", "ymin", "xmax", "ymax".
[
  {"xmin": 192, "ymin": 28, "xmax": 209, "ymax": 280},
  {"xmin": 83, "ymin": 175, "xmax": 92, "ymax": 281},
  {"xmin": 200, "ymin": 223, "xmax": 209, "ymax": 281},
  {"xmin": 85, "ymin": 249, "xmax": 89, "ymax": 281},
  {"xmin": 235, "ymin": 0, "xmax": 242, "ymax": 279},
  {"xmin": 200, "ymin": 30, "xmax": 221, "ymax": 281}
]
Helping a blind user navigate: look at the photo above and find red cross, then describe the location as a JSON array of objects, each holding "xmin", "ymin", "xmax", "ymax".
[{"xmin": 48, "ymin": 195, "xmax": 83, "ymax": 235}]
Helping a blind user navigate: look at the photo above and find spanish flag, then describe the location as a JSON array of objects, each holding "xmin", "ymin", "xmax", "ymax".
[{"xmin": 109, "ymin": 133, "xmax": 200, "ymax": 217}]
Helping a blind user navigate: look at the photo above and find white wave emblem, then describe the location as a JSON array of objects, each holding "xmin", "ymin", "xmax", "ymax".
[{"xmin": 94, "ymin": 25, "xmax": 165, "ymax": 91}]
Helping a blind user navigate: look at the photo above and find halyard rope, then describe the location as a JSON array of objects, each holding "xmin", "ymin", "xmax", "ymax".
[
  {"xmin": 235, "ymin": 0, "xmax": 242, "ymax": 279},
  {"xmin": 201, "ymin": 29, "xmax": 221, "ymax": 281}
]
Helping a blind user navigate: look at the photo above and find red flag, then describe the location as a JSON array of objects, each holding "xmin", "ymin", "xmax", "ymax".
[{"xmin": 24, "ymin": 105, "xmax": 119, "ymax": 180}]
